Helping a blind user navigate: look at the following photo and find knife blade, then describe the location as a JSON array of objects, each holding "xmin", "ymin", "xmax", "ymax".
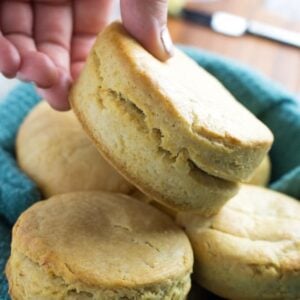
[{"xmin": 181, "ymin": 8, "xmax": 300, "ymax": 48}]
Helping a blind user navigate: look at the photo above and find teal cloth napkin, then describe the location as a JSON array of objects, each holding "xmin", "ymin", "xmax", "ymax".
[{"xmin": 0, "ymin": 48, "xmax": 300, "ymax": 299}]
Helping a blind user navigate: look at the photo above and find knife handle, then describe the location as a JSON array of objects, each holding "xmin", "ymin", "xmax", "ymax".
[
  {"xmin": 247, "ymin": 21, "xmax": 300, "ymax": 48},
  {"xmin": 181, "ymin": 9, "xmax": 212, "ymax": 27}
]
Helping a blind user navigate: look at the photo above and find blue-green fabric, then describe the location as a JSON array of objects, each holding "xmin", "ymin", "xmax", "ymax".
[
  {"xmin": 0, "ymin": 220, "xmax": 10, "ymax": 300},
  {"xmin": 182, "ymin": 47, "xmax": 300, "ymax": 194},
  {"xmin": 0, "ymin": 48, "xmax": 299, "ymax": 299},
  {"xmin": 0, "ymin": 84, "xmax": 42, "ymax": 298},
  {"xmin": 0, "ymin": 84, "xmax": 42, "ymax": 225}
]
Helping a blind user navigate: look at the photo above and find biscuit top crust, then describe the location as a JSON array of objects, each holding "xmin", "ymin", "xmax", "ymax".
[
  {"xmin": 97, "ymin": 22, "xmax": 273, "ymax": 148},
  {"xmin": 13, "ymin": 192, "xmax": 193, "ymax": 288},
  {"xmin": 178, "ymin": 185, "xmax": 300, "ymax": 272},
  {"xmin": 181, "ymin": 185, "xmax": 300, "ymax": 240},
  {"xmin": 88, "ymin": 22, "xmax": 273, "ymax": 181}
]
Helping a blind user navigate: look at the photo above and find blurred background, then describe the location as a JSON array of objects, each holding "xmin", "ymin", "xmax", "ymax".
[
  {"xmin": 1, "ymin": 0, "xmax": 299, "ymax": 99},
  {"xmin": 167, "ymin": 0, "xmax": 300, "ymax": 97}
]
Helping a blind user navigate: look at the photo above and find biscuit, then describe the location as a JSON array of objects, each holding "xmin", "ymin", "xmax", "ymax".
[
  {"xmin": 135, "ymin": 154, "xmax": 271, "ymax": 219},
  {"xmin": 70, "ymin": 22, "xmax": 273, "ymax": 215},
  {"xmin": 6, "ymin": 192, "xmax": 193, "ymax": 300},
  {"xmin": 177, "ymin": 185, "xmax": 300, "ymax": 300},
  {"xmin": 247, "ymin": 155, "xmax": 271, "ymax": 186},
  {"xmin": 17, "ymin": 101, "xmax": 134, "ymax": 197}
]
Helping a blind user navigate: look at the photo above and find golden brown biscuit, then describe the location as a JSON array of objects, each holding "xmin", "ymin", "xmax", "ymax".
[
  {"xmin": 6, "ymin": 191, "xmax": 193, "ymax": 300},
  {"xmin": 70, "ymin": 22, "xmax": 273, "ymax": 215},
  {"xmin": 134, "ymin": 155, "xmax": 272, "ymax": 219},
  {"xmin": 177, "ymin": 185, "xmax": 300, "ymax": 300},
  {"xmin": 247, "ymin": 155, "xmax": 271, "ymax": 186},
  {"xmin": 17, "ymin": 101, "xmax": 134, "ymax": 197}
]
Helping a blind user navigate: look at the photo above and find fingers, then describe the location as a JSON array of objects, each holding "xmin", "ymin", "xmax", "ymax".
[
  {"xmin": 0, "ymin": 1, "xmax": 33, "ymax": 52},
  {"xmin": 34, "ymin": 1, "xmax": 72, "ymax": 73},
  {"xmin": 121, "ymin": 0, "xmax": 173, "ymax": 61},
  {"xmin": 0, "ymin": 0, "xmax": 31, "ymax": 77},
  {"xmin": 33, "ymin": 1, "xmax": 73, "ymax": 108},
  {"xmin": 71, "ymin": 35, "xmax": 95, "ymax": 80},
  {"xmin": 0, "ymin": 0, "xmax": 58, "ymax": 87},
  {"xmin": 71, "ymin": 0, "xmax": 113, "ymax": 79},
  {"xmin": 17, "ymin": 51, "xmax": 58, "ymax": 89},
  {"xmin": 37, "ymin": 69, "xmax": 72, "ymax": 111},
  {"xmin": 0, "ymin": 35, "xmax": 20, "ymax": 78}
]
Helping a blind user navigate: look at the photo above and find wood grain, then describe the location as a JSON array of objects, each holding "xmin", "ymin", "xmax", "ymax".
[{"xmin": 168, "ymin": 0, "xmax": 300, "ymax": 97}]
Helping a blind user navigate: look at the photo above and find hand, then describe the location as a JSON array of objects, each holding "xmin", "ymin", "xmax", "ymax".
[{"xmin": 0, "ymin": 0, "xmax": 173, "ymax": 110}]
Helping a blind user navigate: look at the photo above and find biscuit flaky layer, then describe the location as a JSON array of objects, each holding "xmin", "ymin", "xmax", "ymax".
[
  {"xmin": 177, "ymin": 185, "xmax": 300, "ymax": 300},
  {"xmin": 70, "ymin": 22, "xmax": 247, "ymax": 215},
  {"xmin": 6, "ymin": 192, "xmax": 193, "ymax": 300},
  {"xmin": 6, "ymin": 251, "xmax": 191, "ymax": 300}
]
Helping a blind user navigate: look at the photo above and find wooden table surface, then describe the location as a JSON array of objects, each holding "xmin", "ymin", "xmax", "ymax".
[{"xmin": 168, "ymin": 0, "xmax": 300, "ymax": 97}]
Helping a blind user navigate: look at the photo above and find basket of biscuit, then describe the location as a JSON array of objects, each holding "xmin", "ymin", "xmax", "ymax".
[{"xmin": 1, "ymin": 22, "xmax": 300, "ymax": 300}]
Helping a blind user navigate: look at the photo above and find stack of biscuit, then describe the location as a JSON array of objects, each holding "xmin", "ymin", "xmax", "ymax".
[
  {"xmin": 7, "ymin": 101, "xmax": 193, "ymax": 300},
  {"xmin": 6, "ymin": 22, "xmax": 300, "ymax": 300}
]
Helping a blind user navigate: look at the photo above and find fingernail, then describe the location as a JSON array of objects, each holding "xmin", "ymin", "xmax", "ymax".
[{"xmin": 160, "ymin": 27, "xmax": 174, "ymax": 56}]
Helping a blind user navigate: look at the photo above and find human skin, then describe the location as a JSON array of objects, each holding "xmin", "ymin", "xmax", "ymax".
[{"xmin": 0, "ymin": 0, "xmax": 173, "ymax": 110}]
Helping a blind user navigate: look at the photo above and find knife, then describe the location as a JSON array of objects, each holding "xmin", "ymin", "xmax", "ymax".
[{"xmin": 180, "ymin": 8, "xmax": 300, "ymax": 48}]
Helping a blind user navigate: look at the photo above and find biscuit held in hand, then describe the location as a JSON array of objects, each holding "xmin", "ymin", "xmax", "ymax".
[
  {"xmin": 70, "ymin": 22, "xmax": 273, "ymax": 215},
  {"xmin": 247, "ymin": 155, "xmax": 271, "ymax": 186}
]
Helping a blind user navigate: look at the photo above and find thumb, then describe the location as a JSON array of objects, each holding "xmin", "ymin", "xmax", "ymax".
[{"xmin": 120, "ymin": 0, "xmax": 173, "ymax": 61}]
